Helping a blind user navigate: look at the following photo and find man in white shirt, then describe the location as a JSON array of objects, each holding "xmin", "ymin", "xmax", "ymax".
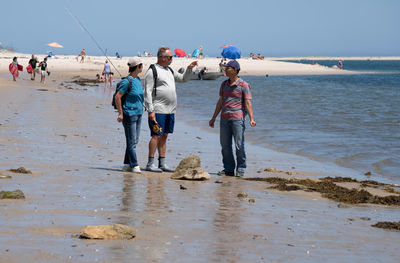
[{"xmin": 144, "ymin": 47, "xmax": 197, "ymax": 172}]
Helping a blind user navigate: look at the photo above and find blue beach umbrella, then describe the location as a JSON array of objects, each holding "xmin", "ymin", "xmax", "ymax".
[
  {"xmin": 221, "ymin": 46, "xmax": 241, "ymax": 59},
  {"xmin": 192, "ymin": 48, "xmax": 200, "ymax": 58}
]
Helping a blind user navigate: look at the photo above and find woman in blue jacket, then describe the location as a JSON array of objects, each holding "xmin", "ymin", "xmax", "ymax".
[{"xmin": 114, "ymin": 57, "xmax": 144, "ymax": 173}]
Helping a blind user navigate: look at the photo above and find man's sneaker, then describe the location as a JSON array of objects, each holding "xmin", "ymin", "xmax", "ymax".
[
  {"xmin": 159, "ymin": 164, "xmax": 175, "ymax": 172},
  {"xmin": 132, "ymin": 166, "xmax": 141, "ymax": 173},
  {"xmin": 217, "ymin": 170, "xmax": 235, "ymax": 176},
  {"xmin": 146, "ymin": 163, "xmax": 163, "ymax": 173},
  {"xmin": 122, "ymin": 165, "xmax": 132, "ymax": 172},
  {"xmin": 235, "ymin": 171, "xmax": 245, "ymax": 178}
]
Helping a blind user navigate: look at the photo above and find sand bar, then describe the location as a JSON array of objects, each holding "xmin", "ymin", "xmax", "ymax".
[{"xmin": 0, "ymin": 51, "xmax": 360, "ymax": 77}]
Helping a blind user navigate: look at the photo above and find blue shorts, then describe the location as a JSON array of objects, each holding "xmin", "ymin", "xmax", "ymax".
[{"xmin": 149, "ymin": 113, "xmax": 175, "ymax": 136}]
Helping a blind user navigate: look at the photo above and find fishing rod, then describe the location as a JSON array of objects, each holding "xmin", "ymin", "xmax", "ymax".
[{"xmin": 64, "ymin": 6, "xmax": 122, "ymax": 78}]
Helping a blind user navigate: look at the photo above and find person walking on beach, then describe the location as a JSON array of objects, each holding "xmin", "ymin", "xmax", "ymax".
[
  {"xmin": 144, "ymin": 46, "xmax": 198, "ymax": 172},
  {"xmin": 103, "ymin": 60, "xmax": 111, "ymax": 86},
  {"xmin": 76, "ymin": 48, "xmax": 86, "ymax": 63},
  {"xmin": 28, "ymin": 55, "xmax": 38, "ymax": 80},
  {"xmin": 114, "ymin": 57, "xmax": 144, "ymax": 173},
  {"xmin": 9, "ymin": 57, "xmax": 20, "ymax": 81},
  {"xmin": 209, "ymin": 60, "xmax": 256, "ymax": 177},
  {"xmin": 39, "ymin": 57, "xmax": 48, "ymax": 84}
]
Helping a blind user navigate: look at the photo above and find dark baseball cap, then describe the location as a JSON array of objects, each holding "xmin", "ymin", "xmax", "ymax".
[{"xmin": 223, "ymin": 60, "xmax": 240, "ymax": 71}]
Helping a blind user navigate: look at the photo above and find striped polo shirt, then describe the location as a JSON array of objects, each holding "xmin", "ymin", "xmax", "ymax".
[{"xmin": 219, "ymin": 78, "xmax": 252, "ymax": 120}]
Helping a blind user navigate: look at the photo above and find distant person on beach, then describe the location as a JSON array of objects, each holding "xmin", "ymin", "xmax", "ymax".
[
  {"xmin": 76, "ymin": 48, "xmax": 86, "ymax": 63},
  {"xmin": 39, "ymin": 57, "xmax": 48, "ymax": 84},
  {"xmin": 143, "ymin": 46, "xmax": 198, "ymax": 172},
  {"xmin": 338, "ymin": 60, "xmax": 343, "ymax": 69},
  {"xmin": 103, "ymin": 60, "xmax": 111, "ymax": 86},
  {"xmin": 198, "ymin": 67, "xmax": 207, "ymax": 80},
  {"xmin": 96, "ymin": 73, "xmax": 104, "ymax": 82},
  {"xmin": 115, "ymin": 57, "xmax": 144, "ymax": 173},
  {"xmin": 28, "ymin": 55, "xmax": 38, "ymax": 80},
  {"xmin": 9, "ymin": 57, "xmax": 20, "ymax": 81},
  {"xmin": 109, "ymin": 72, "xmax": 114, "ymax": 88},
  {"xmin": 209, "ymin": 60, "xmax": 256, "ymax": 177}
]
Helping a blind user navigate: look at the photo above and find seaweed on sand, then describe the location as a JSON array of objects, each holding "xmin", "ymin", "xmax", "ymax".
[
  {"xmin": 244, "ymin": 177, "xmax": 400, "ymax": 206},
  {"xmin": 68, "ymin": 78, "xmax": 99, "ymax": 87},
  {"xmin": 371, "ymin": 222, "xmax": 400, "ymax": 231},
  {"xmin": 8, "ymin": 167, "xmax": 32, "ymax": 174}
]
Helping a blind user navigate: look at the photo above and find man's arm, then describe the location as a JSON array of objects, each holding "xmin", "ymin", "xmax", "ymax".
[
  {"xmin": 174, "ymin": 61, "xmax": 198, "ymax": 83},
  {"xmin": 209, "ymin": 96, "xmax": 223, "ymax": 128},
  {"xmin": 115, "ymin": 91, "xmax": 124, "ymax": 122},
  {"xmin": 143, "ymin": 69, "xmax": 157, "ymax": 122},
  {"xmin": 244, "ymin": 99, "xmax": 256, "ymax": 127},
  {"xmin": 144, "ymin": 69, "xmax": 155, "ymax": 113}
]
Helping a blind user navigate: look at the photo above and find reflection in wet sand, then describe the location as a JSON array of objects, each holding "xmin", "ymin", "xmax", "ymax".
[
  {"xmin": 210, "ymin": 181, "xmax": 244, "ymax": 263},
  {"xmin": 145, "ymin": 177, "xmax": 169, "ymax": 213}
]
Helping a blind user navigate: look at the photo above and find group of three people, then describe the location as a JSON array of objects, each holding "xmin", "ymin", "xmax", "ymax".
[
  {"xmin": 10, "ymin": 55, "xmax": 48, "ymax": 83},
  {"xmin": 114, "ymin": 47, "xmax": 256, "ymax": 177}
]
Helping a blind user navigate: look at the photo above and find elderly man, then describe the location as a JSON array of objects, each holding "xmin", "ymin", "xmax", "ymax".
[
  {"xmin": 144, "ymin": 47, "xmax": 198, "ymax": 172},
  {"xmin": 209, "ymin": 60, "xmax": 256, "ymax": 177}
]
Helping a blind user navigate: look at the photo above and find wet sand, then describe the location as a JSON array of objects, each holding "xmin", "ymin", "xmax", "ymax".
[{"xmin": 0, "ymin": 71, "xmax": 399, "ymax": 262}]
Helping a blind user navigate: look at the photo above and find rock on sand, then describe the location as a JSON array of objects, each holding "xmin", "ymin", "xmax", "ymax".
[
  {"xmin": 79, "ymin": 224, "xmax": 136, "ymax": 240},
  {"xmin": 171, "ymin": 155, "xmax": 210, "ymax": 180}
]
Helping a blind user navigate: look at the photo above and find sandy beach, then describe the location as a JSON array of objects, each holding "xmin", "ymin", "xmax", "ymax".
[
  {"xmin": 0, "ymin": 51, "xmax": 363, "ymax": 78},
  {"xmin": 1, "ymin": 51, "xmax": 399, "ymax": 262}
]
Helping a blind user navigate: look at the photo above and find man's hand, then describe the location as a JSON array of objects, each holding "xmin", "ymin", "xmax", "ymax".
[
  {"xmin": 117, "ymin": 114, "xmax": 123, "ymax": 123},
  {"xmin": 250, "ymin": 120, "xmax": 256, "ymax": 127},
  {"xmin": 209, "ymin": 118, "xmax": 215, "ymax": 128},
  {"xmin": 187, "ymin": 61, "xmax": 198, "ymax": 69},
  {"xmin": 148, "ymin": 112, "xmax": 157, "ymax": 123}
]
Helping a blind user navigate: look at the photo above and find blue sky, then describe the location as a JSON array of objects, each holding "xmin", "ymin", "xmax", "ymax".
[{"xmin": 1, "ymin": 0, "xmax": 399, "ymax": 57}]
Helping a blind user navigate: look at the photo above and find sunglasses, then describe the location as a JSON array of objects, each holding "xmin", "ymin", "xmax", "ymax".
[{"xmin": 161, "ymin": 56, "xmax": 173, "ymax": 59}]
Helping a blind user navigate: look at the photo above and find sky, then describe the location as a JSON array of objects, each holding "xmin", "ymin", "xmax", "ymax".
[{"xmin": 1, "ymin": 0, "xmax": 399, "ymax": 57}]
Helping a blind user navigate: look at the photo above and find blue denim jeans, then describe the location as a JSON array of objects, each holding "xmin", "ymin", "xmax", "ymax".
[
  {"xmin": 220, "ymin": 118, "xmax": 246, "ymax": 173},
  {"xmin": 123, "ymin": 114, "xmax": 142, "ymax": 167}
]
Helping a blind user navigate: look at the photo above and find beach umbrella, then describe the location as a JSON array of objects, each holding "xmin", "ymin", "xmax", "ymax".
[
  {"xmin": 220, "ymin": 44, "xmax": 233, "ymax": 49},
  {"xmin": 221, "ymin": 46, "xmax": 241, "ymax": 59},
  {"xmin": 47, "ymin": 42, "xmax": 64, "ymax": 48},
  {"xmin": 192, "ymin": 48, "xmax": 200, "ymax": 58},
  {"xmin": 174, "ymin": 48, "xmax": 186, "ymax": 57}
]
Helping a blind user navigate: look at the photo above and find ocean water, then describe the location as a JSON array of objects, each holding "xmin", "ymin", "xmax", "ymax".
[
  {"xmin": 176, "ymin": 60, "xmax": 400, "ymax": 183},
  {"xmin": 283, "ymin": 59, "xmax": 400, "ymax": 73}
]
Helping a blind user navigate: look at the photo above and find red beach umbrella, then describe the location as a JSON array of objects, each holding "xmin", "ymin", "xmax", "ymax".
[
  {"xmin": 174, "ymin": 48, "xmax": 186, "ymax": 57},
  {"xmin": 220, "ymin": 44, "xmax": 233, "ymax": 49}
]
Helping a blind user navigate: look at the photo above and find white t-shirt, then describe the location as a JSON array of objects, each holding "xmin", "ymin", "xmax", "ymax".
[{"xmin": 144, "ymin": 63, "xmax": 192, "ymax": 114}]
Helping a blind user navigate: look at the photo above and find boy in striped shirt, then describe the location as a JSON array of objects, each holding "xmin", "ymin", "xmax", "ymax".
[{"xmin": 209, "ymin": 60, "xmax": 256, "ymax": 177}]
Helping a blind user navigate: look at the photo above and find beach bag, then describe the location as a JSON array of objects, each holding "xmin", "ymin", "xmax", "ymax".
[
  {"xmin": 112, "ymin": 77, "xmax": 132, "ymax": 109},
  {"xmin": 9, "ymin": 63, "xmax": 18, "ymax": 77},
  {"xmin": 17, "ymin": 64, "xmax": 23, "ymax": 71},
  {"xmin": 27, "ymin": 65, "xmax": 33, "ymax": 73}
]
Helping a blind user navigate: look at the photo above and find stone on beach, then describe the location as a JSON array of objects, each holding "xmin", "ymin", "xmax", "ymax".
[
  {"xmin": 79, "ymin": 224, "xmax": 136, "ymax": 240},
  {"xmin": 171, "ymin": 155, "xmax": 210, "ymax": 180},
  {"xmin": 0, "ymin": 190, "xmax": 25, "ymax": 199}
]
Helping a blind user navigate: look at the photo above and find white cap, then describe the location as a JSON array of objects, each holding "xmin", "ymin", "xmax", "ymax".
[{"xmin": 127, "ymin": 57, "xmax": 142, "ymax": 67}]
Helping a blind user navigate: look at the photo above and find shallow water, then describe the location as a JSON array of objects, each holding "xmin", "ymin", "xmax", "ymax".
[{"xmin": 176, "ymin": 64, "xmax": 400, "ymax": 183}]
